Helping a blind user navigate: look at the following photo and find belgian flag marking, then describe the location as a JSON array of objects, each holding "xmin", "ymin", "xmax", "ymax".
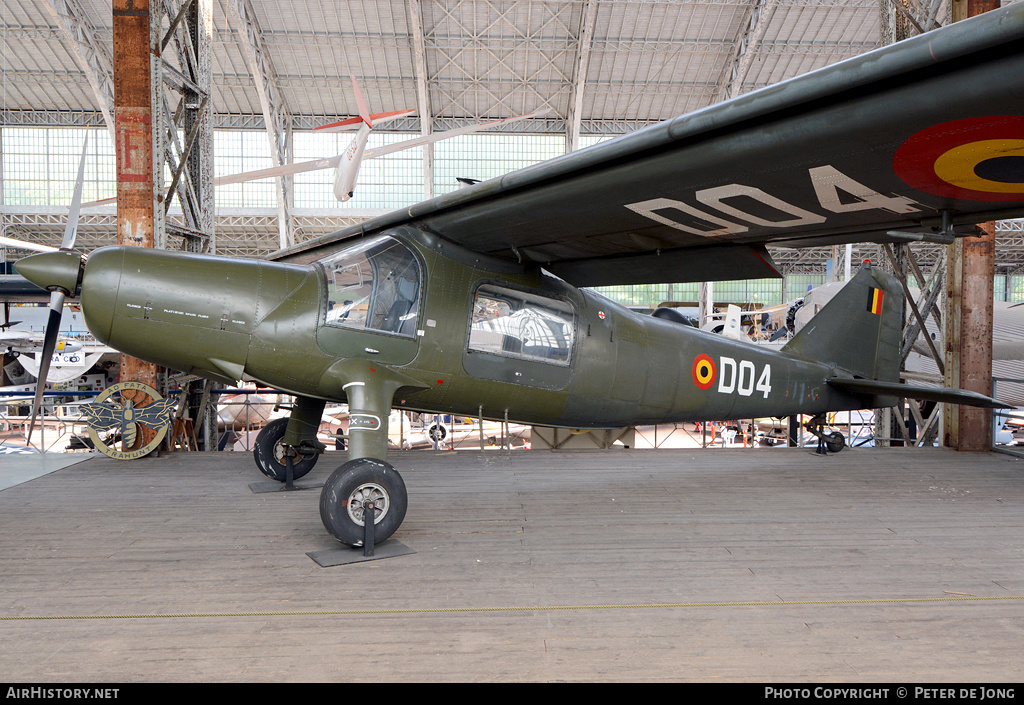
[{"xmin": 867, "ymin": 287, "xmax": 884, "ymax": 315}]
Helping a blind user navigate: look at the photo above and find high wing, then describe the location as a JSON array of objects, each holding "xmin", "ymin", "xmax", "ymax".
[
  {"xmin": 270, "ymin": 4, "xmax": 1024, "ymax": 287},
  {"xmin": 356, "ymin": 110, "xmax": 551, "ymax": 160},
  {"xmin": 0, "ymin": 331, "xmax": 37, "ymax": 349}
]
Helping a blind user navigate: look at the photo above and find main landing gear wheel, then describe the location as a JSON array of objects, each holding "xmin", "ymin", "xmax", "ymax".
[
  {"xmin": 320, "ymin": 458, "xmax": 408, "ymax": 547},
  {"xmin": 253, "ymin": 417, "xmax": 319, "ymax": 481}
]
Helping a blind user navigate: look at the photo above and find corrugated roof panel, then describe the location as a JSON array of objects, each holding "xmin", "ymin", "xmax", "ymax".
[{"xmin": 0, "ymin": 0, "xmax": 976, "ymax": 131}]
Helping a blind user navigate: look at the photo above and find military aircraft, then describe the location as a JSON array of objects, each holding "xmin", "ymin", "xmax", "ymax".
[{"xmin": 13, "ymin": 5, "xmax": 1024, "ymax": 548}]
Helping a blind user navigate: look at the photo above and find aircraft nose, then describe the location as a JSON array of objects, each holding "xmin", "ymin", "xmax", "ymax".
[{"xmin": 14, "ymin": 250, "xmax": 84, "ymax": 296}]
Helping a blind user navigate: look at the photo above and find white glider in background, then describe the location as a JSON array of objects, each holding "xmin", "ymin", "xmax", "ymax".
[
  {"xmin": 79, "ymin": 76, "xmax": 547, "ymax": 208},
  {"xmin": 214, "ymin": 76, "xmax": 548, "ymax": 202}
]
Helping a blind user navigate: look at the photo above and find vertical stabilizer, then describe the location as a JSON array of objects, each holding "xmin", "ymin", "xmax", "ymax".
[{"xmin": 782, "ymin": 263, "xmax": 903, "ymax": 381}]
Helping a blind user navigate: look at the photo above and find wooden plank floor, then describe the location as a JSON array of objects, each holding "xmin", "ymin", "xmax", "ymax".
[{"xmin": 2, "ymin": 446, "xmax": 1024, "ymax": 682}]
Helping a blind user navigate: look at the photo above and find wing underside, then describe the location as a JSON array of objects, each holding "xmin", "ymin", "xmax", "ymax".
[{"xmin": 272, "ymin": 4, "xmax": 1024, "ymax": 287}]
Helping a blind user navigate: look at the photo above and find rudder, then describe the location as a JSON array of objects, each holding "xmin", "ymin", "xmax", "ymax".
[{"xmin": 782, "ymin": 263, "xmax": 902, "ymax": 382}]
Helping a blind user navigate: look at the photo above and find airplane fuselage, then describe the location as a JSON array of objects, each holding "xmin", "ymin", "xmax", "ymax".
[
  {"xmin": 333, "ymin": 123, "xmax": 371, "ymax": 201},
  {"xmin": 76, "ymin": 228, "xmax": 865, "ymax": 437}
]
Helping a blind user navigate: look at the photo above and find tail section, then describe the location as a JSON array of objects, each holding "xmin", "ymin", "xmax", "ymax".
[
  {"xmin": 783, "ymin": 263, "xmax": 902, "ymax": 382},
  {"xmin": 785, "ymin": 263, "xmax": 1006, "ymax": 409},
  {"xmin": 329, "ymin": 76, "xmax": 416, "ymax": 202}
]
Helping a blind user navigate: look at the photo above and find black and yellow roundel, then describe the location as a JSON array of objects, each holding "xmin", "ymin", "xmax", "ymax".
[
  {"xmin": 692, "ymin": 354, "xmax": 716, "ymax": 390},
  {"xmin": 894, "ymin": 116, "xmax": 1024, "ymax": 202}
]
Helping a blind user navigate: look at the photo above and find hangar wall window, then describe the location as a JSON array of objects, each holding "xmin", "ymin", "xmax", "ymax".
[
  {"xmin": 434, "ymin": 134, "xmax": 564, "ymax": 198},
  {"xmin": 468, "ymin": 285, "xmax": 574, "ymax": 365},
  {"xmin": 2, "ymin": 127, "xmax": 115, "ymax": 206},
  {"xmin": 0, "ymin": 128, "xmax": 615, "ymax": 213},
  {"xmin": 319, "ymin": 236, "xmax": 421, "ymax": 337},
  {"xmin": 214, "ymin": 130, "xmax": 276, "ymax": 208},
  {"xmin": 591, "ymin": 277, "xmax": 810, "ymax": 309}
]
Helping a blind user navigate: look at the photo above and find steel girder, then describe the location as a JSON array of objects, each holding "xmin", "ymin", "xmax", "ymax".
[{"xmin": 229, "ymin": 0, "xmax": 294, "ymax": 249}]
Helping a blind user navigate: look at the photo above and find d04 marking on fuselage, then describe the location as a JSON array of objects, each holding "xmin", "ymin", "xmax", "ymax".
[{"xmin": 693, "ymin": 354, "xmax": 772, "ymax": 399}]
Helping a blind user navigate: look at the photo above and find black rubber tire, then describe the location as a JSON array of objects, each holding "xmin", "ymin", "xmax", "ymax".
[
  {"xmin": 825, "ymin": 431, "xmax": 846, "ymax": 453},
  {"xmin": 253, "ymin": 417, "xmax": 319, "ymax": 481},
  {"xmin": 319, "ymin": 458, "xmax": 408, "ymax": 546}
]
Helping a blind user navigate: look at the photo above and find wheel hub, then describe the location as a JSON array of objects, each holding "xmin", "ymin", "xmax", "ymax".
[
  {"xmin": 346, "ymin": 482, "xmax": 390, "ymax": 526},
  {"xmin": 273, "ymin": 439, "xmax": 287, "ymax": 464}
]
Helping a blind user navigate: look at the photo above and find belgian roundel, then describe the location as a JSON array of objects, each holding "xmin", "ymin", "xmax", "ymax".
[
  {"xmin": 893, "ymin": 116, "xmax": 1024, "ymax": 203},
  {"xmin": 692, "ymin": 354, "xmax": 716, "ymax": 390}
]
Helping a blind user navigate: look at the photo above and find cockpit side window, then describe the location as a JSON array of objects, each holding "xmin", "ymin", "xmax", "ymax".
[
  {"xmin": 319, "ymin": 236, "xmax": 421, "ymax": 337},
  {"xmin": 468, "ymin": 285, "xmax": 574, "ymax": 365}
]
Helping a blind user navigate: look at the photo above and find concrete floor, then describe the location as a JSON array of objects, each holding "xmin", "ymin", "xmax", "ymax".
[{"xmin": 1, "ymin": 445, "xmax": 1023, "ymax": 682}]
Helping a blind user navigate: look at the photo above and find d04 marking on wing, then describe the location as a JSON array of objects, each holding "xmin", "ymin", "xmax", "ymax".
[{"xmin": 626, "ymin": 165, "xmax": 921, "ymax": 236}]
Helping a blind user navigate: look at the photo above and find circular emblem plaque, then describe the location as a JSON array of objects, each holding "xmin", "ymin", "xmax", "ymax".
[{"xmin": 82, "ymin": 382, "xmax": 177, "ymax": 460}]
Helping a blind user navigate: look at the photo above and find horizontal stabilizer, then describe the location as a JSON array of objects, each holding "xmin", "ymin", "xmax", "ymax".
[{"xmin": 827, "ymin": 378, "xmax": 1007, "ymax": 409}]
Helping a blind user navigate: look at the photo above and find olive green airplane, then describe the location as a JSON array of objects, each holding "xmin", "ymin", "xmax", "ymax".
[{"xmin": 13, "ymin": 5, "xmax": 1024, "ymax": 547}]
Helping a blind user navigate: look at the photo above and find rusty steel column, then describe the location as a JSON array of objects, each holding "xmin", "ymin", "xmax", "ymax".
[
  {"xmin": 113, "ymin": 0, "xmax": 160, "ymax": 439},
  {"xmin": 944, "ymin": 0, "xmax": 1000, "ymax": 450},
  {"xmin": 113, "ymin": 0, "xmax": 155, "ymax": 252},
  {"xmin": 957, "ymin": 223, "xmax": 995, "ymax": 450}
]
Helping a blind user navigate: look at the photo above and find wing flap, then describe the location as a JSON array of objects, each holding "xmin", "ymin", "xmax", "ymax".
[{"xmin": 547, "ymin": 243, "xmax": 781, "ymax": 287}]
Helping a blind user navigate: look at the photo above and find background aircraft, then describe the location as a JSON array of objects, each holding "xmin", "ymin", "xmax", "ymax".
[
  {"xmin": 216, "ymin": 76, "xmax": 549, "ymax": 202},
  {"xmin": 81, "ymin": 76, "xmax": 548, "ymax": 209},
  {"xmin": 11, "ymin": 4, "xmax": 1024, "ymax": 549},
  {"xmin": 0, "ymin": 322, "xmax": 81, "ymax": 359}
]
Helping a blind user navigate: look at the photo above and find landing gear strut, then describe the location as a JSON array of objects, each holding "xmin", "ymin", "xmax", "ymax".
[
  {"xmin": 315, "ymin": 369, "xmax": 416, "ymax": 550},
  {"xmin": 251, "ymin": 396, "xmax": 326, "ymax": 490},
  {"xmin": 249, "ymin": 376, "xmax": 416, "ymax": 562},
  {"xmin": 808, "ymin": 414, "xmax": 846, "ymax": 454}
]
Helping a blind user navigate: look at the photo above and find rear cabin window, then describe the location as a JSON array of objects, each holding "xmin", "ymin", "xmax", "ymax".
[
  {"xmin": 468, "ymin": 285, "xmax": 574, "ymax": 365},
  {"xmin": 319, "ymin": 236, "xmax": 421, "ymax": 337}
]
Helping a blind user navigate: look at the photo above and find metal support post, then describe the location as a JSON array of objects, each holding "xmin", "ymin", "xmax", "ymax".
[
  {"xmin": 943, "ymin": 0, "xmax": 999, "ymax": 449},
  {"xmin": 362, "ymin": 501, "xmax": 376, "ymax": 557}
]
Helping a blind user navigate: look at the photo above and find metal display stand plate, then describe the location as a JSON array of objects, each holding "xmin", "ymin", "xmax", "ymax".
[
  {"xmin": 248, "ymin": 479, "xmax": 323, "ymax": 493},
  {"xmin": 307, "ymin": 540, "xmax": 415, "ymax": 566}
]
